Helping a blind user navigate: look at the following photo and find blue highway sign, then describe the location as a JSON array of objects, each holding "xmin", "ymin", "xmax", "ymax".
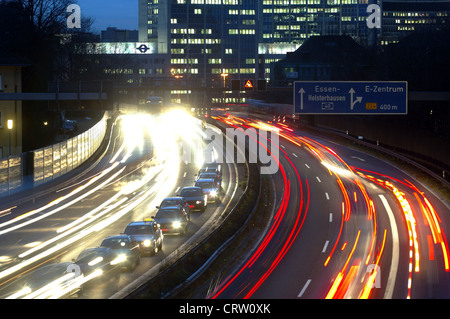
[{"xmin": 294, "ymin": 81, "xmax": 408, "ymax": 114}]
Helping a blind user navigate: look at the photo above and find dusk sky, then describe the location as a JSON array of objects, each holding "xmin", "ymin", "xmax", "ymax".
[{"xmin": 77, "ymin": 0, "xmax": 138, "ymax": 32}]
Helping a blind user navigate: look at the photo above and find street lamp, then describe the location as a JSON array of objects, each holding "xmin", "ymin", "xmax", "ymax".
[{"xmin": 7, "ymin": 119, "xmax": 13, "ymax": 156}]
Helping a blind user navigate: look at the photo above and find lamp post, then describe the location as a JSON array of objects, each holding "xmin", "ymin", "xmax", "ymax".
[{"xmin": 7, "ymin": 119, "xmax": 13, "ymax": 156}]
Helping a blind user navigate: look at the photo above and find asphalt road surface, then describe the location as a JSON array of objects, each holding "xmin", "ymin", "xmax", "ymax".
[{"xmin": 208, "ymin": 112, "xmax": 450, "ymax": 299}]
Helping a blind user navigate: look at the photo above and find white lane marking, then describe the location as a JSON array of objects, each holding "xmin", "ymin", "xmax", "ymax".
[
  {"xmin": 322, "ymin": 240, "xmax": 329, "ymax": 253},
  {"xmin": 297, "ymin": 279, "xmax": 312, "ymax": 298},
  {"xmin": 325, "ymin": 192, "xmax": 330, "ymax": 200},
  {"xmin": 351, "ymin": 156, "xmax": 366, "ymax": 162},
  {"xmin": 379, "ymin": 194, "xmax": 400, "ymax": 299},
  {"xmin": 281, "ymin": 145, "xmax": 286, "ymax": 148},
  {"xmin": 329, "ymin": 213, "xmax": 333, "ymax": 223},
  {"xmin": 175, "ymin": 186, "xmax": 180, "ymax": 194},
  {"xmin": 316, "ymin": 176, "xmax": 321, "ymax": 183},
  {"xmin": 305, "ymin": 164, "xmax": 310, "ymax": 169},
  {"xmin": 183, "ymin": 171, "xmax": 187, "ymax": 177}
]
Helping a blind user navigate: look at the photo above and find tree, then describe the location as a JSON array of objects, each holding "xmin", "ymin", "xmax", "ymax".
[
  {"xmin": 16, "ymin": 0, "xmax": 71, "ymax": 36},
  {"xmin": 0, "ymin": 0, "xmax": 77, "ymax": 90}
]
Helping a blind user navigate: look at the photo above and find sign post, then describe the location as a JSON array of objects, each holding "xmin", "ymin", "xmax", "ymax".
[{"xmin": 294, "ymin": 81, "xmax": 408, "ymax": 114}]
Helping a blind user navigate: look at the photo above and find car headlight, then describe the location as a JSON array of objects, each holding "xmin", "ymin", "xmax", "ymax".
[
  {"xmin": 210, "ymin": 190, "xmax": 217, "ymax": 197},
  {"xmin": 91, "ymin": 269, "xmax": 103, "ymax": 278},
  {"xmin": 143, "ymin": 240, "xmax": 152, "ymax": 247},
  {"xmin": 111, "ymin": 254, "xmax": 127, "ymax": 265},
  {"xmin": 173, "ymin": 221, "xmax": 182, "ymax": 229},
  {"xmin": 196, "ymin": 200, "xmax": 202, "ymax": 204},
  {"xmin": 88, "ymin": 256, "xmax": 104, "ymax": 266}
]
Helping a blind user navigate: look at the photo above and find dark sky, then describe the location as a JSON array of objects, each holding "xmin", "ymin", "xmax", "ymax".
[{"xmin": 77, "ymin": 0, "xmax": 138, "ymax": 32}]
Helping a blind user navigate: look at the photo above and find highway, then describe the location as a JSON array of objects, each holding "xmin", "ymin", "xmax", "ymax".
[
  {"xmin": 0, "ymin": 108, "xmax": 448, "ymax": 300},
  {"xmin": 0, "ymin": 110, "xmax": 239, "ymax": 299},
  {"xmin": 207, "ymin": 112, "xmax": 450, "ymax": 299}
]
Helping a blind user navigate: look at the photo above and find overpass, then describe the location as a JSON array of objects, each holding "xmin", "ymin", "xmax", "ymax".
[{"xmin": 0, "ymin": 92, "xmax": 108, "ymax": 101}]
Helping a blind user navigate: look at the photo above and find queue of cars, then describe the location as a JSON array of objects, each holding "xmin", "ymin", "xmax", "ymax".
[{"xmin": 7, "ymin": 162, "xmax": 224, "ymax": 299}]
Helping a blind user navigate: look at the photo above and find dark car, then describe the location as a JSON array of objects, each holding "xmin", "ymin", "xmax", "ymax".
[
  {"xmin": 195, "ymin": 178, "xmax": 219, "ymax": 203},
  {"xmin": 157, "ymin": 196, "xmax": 191, "ymax": 219},
  {"xmin": 197, "ymin": 172, "xmax": 221, "ymax": 189},
  {"xmin": 100, "ymin": 235, "xmax": 140, "ymax": 271},
  {"xmin": 179, "ymin": 186, "xmax": 207, "ymax": 212},
  {"xmin": 123, "ymin": 220, "xmax": 163, "ymax": 255},
  {"xmin": 5, "ymin": 262, "xmax": 84, "ymax": 299},
  {"xmin": 72, "ymin": 247, "xmax": 121, "ymax": 283},
  {"xmin": 152, "ymin": 206, "xmax": 189, "ymax": 235},
  {"xmin": 204, "ymin": 161, "xmax": 222, "ymax": 172},
  {"xmin": 203, "ymin": 162, "xmax": 222, "ymax": 179},
  {"xmin": 61, "ymin": 119, "xmax": 78, "ymax": 135},
  {"xmin": 205, "ymin": 166, "xmax": 222, "ymax": 181}
]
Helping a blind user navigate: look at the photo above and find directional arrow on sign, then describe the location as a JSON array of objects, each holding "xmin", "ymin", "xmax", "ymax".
[
  {"xmin": 299, "ymin": 88, "xmax": 305, "ymax": 110},
  {"xmin": 349, "ymin": 88, "xmax": 363, "ymax": 110},
  {"xmin": 294, "ymin": 81, "xmax": 407, "ymax": 114}
]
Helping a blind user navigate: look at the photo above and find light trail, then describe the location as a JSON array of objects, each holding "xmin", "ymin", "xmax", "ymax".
[
  {"xmin": 354, "ymin": 166, "xmax": 450, "ymax": 298},
  {"xmin": 0, "ymin": 111, "xmax": 192, "ymax": 292},
  {"xmin": 325, "ymin": 231, "xmax": 361, "ymax": 299},
  {"xmin": 0, "ymin": 162, "xmax": 121, "ymax": 233},
  {"xmin": 208, "ymin": 117, "xmax": 309, "ymax": 299}
]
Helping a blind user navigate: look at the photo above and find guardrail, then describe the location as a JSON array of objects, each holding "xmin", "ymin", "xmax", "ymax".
[
  {"xmin": 162, "ymin": 164, "xmax": 262, "ymax": 299},
  {"xmin": 304, "ymin": 122, "xmax": 450, "ymax": 189},
  {"xmin": 122, "ymin": 121, "xmax": 262, "ymax": 299}
]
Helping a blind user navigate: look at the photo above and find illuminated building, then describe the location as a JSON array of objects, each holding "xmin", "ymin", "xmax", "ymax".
[
  {"xmin": 136, "ymin": 0, "xmax": 449, "ymax": 106},
  {"xmin": 381, "ymin": 0, "xmax": 450, "ymax": 45},
  {"xmin": 137, "ymin": 0, "xmax": 371, "ymax": 106}
]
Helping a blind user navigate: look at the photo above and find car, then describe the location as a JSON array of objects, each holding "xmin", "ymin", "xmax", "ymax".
[
  {"xmin": 72, "ymin": 247, "xmax": 122, "ymax": 283},
  {"xmin": 179, "ymin": 186, "xmax": 207, "ymax": 212},
  {"xmin": 204, "ymin": 161, "xmax": 222, "ymax": 173},
  {"xmin": 100, "ymin": 235, "xmax": 141, "ymax": 271},
  {"xmin": 61, "ymin": 119, "xmax": 78, "ymax": 135},
  {"xmin": 152, "ymin": 206, "xmax": 189, "ymax": 235},
  {"xmin": 5, "ymin": 262, "xmax": 84, "ymax": 299},
  {"xmin": 196, "ymin": 172, "xmax": 221, "ymax": 189},
  {"xmin": 195, "ymin": 178, "xmax": 219, "ymax": 203},
  {"xmin": 205, "ymin": 166, "xmax": 222, "ymax": 181},
  {"xmin": 157, "ymin": 196, "xmax": 191, "ymax": 219},
  {"xmin": 123, "ymin": 220, "xmax": 163, "ymax": 256},
  {"xmin": 203, "ymin": 162, "xmax": 222, "ymax": 178}
]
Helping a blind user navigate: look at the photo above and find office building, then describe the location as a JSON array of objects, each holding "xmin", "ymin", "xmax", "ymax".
[
  {"xmin": 136, "ymin": 0, "xmax": 449, "ymax": 106},
  {"xmin": 381, "ymin": 0, "xmax": 450, "ymax": 45},
  {"xmin": 137, "ymin": 0, "xmax": 373, "ymax": 106}
]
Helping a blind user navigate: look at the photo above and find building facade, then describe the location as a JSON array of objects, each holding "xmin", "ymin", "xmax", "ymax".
[
  {"xmin": 136, "ymin": 0, "xmax": 449, "ymax": 106},
  {"xmin": 381, "ymin": 0, "xmax": 450, "ymax": 45},
  {"xmin": 0, "ymin": 49, "xmax": 25, "ymax": 157}
]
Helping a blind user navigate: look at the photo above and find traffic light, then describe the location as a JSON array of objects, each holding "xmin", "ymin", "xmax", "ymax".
[{"xmin": 232, "ymin": 79, "xmax": 240, "ymax": 91}]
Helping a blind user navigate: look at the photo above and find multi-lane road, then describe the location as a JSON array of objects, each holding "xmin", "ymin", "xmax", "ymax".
[
  {"xmin": 0, "ymin": 110, "xmax": 239, "ymax": 299},
  {"xmin": 207, "ymin": 112, "xmax": 450, "ymax": 299},
  {"xmin": 0, "ymin": 108, "xmax": 448, "ymax": 300}
]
